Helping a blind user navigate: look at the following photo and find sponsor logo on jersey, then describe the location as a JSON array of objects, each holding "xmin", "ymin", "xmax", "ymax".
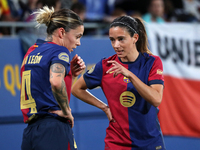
[
  {"xmin": 123, "ymin": 76, "xmax": 130, "ymax": 83},
  {"xmin": 88, "ymin": 65, "xmax": 95, "ymax": 74},
  {"xmin": 58, "ymin": 52, "xmax": 69, "ymax": 63},
  {"xmin": 157, "ymin": 69, "xmax": 163, "ymax": 75},
  {"xmin": 156, "ymin": 145, "xmax": 162, "ymax": 150},
  {"xmin": 120, "ymin": 91, "xmax": 136, "ymax": 107}
]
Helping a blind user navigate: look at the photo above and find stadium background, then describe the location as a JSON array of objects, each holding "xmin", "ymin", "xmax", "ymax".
[{"xmin": 0, "ymin": 23, "xmax": 200, "ymax": 150}]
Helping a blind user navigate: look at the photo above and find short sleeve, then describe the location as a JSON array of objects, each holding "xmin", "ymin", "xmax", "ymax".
[
  {"xmin": 50, "ymin": 47, "xmax": 71, "ymax": 76},
  {"xmin": 148, "ymin": 56, "xmax": 164, "ymax": 85},
  {"xmin": 83, "ymin": 59, "xmax": 103, "ymax": 89}
]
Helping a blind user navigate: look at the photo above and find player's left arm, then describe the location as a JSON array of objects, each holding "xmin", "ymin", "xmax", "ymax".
[
  {"xmin": 127, "ymin": 73, "xmax": 163, "ymax": 107},
  {"xmin": 129, "ymin": 56, "xmax": 164, "ymax": 107},
  {"xmin": 107, "ymin": 57, "xmax": 164, "ymax": 107}
]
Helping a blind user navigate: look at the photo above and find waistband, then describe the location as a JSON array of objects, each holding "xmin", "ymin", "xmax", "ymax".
[{"xmin": 28, "ymin": 115, "xmax": 70, "ymax": 126}]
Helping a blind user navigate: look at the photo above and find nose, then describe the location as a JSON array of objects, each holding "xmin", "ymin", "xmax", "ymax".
[
  {"xmin": 113, "ymin": 40, "xmax": 120, "ymax": 48},
  {"xmin": 76, "ymin": 39, "xmax": 81, "ymax": 46}
]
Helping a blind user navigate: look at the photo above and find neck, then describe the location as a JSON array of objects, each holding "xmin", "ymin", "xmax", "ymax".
[
  {"xmin": 120, "ymin": 50, "xmax": 139, "ymax": 62},
  {"xmin": 50, "ymin": 34, "xmax": 63, "ymax": 46},
  {"xmin": 46, "ymin": 35, "xmax": 53, "ymax": 42}
]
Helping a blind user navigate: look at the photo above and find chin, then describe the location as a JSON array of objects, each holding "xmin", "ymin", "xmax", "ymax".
[{"xmin": 117, "ymin": 54, "xmax": 125, "ymax": 58}]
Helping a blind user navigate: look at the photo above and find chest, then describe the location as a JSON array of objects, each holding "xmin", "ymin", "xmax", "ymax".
[{"xmin": 101, "ymin": 63, "xmax": 150, "ymax": 91}]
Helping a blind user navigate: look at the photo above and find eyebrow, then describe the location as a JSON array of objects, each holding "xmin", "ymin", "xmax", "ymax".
[
  {"xmin": 77, "ymin": 34, "xmax": 83, "ymax": 37},
  {"xmin": 117, "ymin": 36, "xmax": 125, "ymax": 38},
  {"xmin": 109, "ymin": 35, "xmax": 125, "ymax": 39}
]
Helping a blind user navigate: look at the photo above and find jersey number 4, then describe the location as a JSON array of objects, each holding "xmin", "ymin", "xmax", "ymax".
[{"xmin": 20, "ymin": 70, "xmax": 37, "ymax": 114}]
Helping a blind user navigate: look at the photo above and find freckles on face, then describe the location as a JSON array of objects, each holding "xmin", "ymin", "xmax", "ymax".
[{"xmin": 63, "ymin": 25, "xmax": 84, "ymax": 52}]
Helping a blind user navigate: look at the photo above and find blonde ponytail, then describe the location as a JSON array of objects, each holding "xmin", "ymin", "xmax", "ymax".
[
  {"xmin": 31, "ymin": 6, "xmax": 83, "ymax": 35},
  {"xmin": 33, "ymin": 6, "xmax": 55, "ymax": 28}
]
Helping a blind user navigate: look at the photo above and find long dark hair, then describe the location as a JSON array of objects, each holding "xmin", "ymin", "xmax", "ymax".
[{"xmin": 110, "ymin": 16, "xmax": 152, "ymax": 54}]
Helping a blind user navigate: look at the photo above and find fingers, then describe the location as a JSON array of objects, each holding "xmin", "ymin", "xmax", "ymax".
[
  {"xmin": 106, "ymin": 61, "xmax": 120, "ymax": 77},
  {"xmin": 114, "ymin": 68, "xmax": 122, "ymax": 77},
  {"xmin": 76, "ymin": 56, "xmax": 86, "ymax": 69},
  {"xmin": 72, "ymin": 55, "xmax": 81, "ymax": 64},
  {"xmin": 106, "ymin": 66, "xmax": 117, "ymax": 74},
  {"xmin": 71, "ymin": 118, "xmax": 74, "ymax": 128},
  {"xmin": 71, "ymin": 55, "xmax": 86, "ymax": 69},
  {"xmin": 109, "ymin": 118, "xmax": 116, "ymax": 123},
  {"xmin": 71, "ymin": 63, "xmax": 85, "ymax": 74},
  {"xmin": 102, "ymin": 105, "xmax": 115, "ymax": 122},
  {"xmin": 49, "ymin": 109, "xmax": 74, "ymax": 127},
  {"xmin": 71, "ymin": 55, "xmax": 86, "ymax": 77},
  {"xmin": 106, "ymin": 60, "xmax": 118, "ymax": 73},
  {"xmin": 71, "ymin": 54, "xmax": 81, "ymax": 65},
  {"xmin": 49, "ymin": 110, "xmax": 61, "ymax": 115},
  {"xmin": 107, "ymin": 60, "xmax": 116, "ymax": 64},
  {"xmin": 68, "ymin": 116, "xmax": 74, "ymax": 128},
  {"xmin": 106, "ymin": 60, "xmax": 129, "ymax": 77},
  {"xmin": 71, "ymin": 54, "xmax": 78, "ymax": 63}
]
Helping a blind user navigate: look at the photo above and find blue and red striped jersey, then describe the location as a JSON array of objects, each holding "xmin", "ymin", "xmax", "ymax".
[
  {"xmin": 83, "ymin": 52, "xmax": 165, "ymax": 149},
  {"xmin": 20, "ymin": 39, "xmax": 72, "ymax": 123}
]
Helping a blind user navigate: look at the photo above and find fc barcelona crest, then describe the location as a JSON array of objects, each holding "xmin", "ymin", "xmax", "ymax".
[{"xmin": 123, "ymin": 76, "xmax": 130, "ymax": 83}]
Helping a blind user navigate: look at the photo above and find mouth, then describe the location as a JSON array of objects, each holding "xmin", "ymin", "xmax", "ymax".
[
  {"xmin": 71, "ymin": 47, "xmax": 76, "ymax": 52},
  {"xmin": 71, "ymin": 46, "xmax": 77, "ymax": 51},
  {"xmin": 115, "ymin": 50, "xmax": 124, "ymax": 55}
]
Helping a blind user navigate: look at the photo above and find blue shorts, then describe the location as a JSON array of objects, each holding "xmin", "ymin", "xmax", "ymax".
[{"xmin": 21, "ymin": 116, "xmax": 77, "ymax": 150}]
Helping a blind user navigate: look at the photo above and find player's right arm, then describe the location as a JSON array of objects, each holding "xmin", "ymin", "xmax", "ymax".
[
  {"xmin": 72, "ymin": 76, "xmax": 114, "ymax": 122},
  {"xmin": 49, "ymin": 63, "xmax": 74, "ymax": 127}
]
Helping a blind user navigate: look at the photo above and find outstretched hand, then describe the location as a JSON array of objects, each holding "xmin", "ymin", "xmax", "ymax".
[
  {"xmin": 106, "ymin": 60, "xmax": 131, "ymax": 78},
  {"xmin": 71, "ymin": 54, "xmax": 86, "ymax": 77}
]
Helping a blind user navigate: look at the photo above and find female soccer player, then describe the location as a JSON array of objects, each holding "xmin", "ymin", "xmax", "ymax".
[
  {"xmin": 20, "ymin": 6, "xmax": 85, "ymax": 150},
  {"xmin": 72, "ymin": 16, "xmax": 166, "ymax": 150}
]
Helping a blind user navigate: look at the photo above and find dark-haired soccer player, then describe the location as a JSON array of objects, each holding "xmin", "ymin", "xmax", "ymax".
[{"xmin": 72, "ymin": 15, "xmax": 166, "ymax": 150}]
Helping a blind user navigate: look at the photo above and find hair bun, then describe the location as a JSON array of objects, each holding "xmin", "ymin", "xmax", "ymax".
[{"xmin": 34, "ymin": 6, "xmax": 55, "ymax": 28}]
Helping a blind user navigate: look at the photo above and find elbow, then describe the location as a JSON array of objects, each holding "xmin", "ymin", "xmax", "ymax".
[
  {"xmin": 50, "ymin": 78, "xmax": 62, "ymax": 91},
  {"xmin": 71, "ymin": 76, "xmax": 87, "ymax": 97},
  {"xmin": 71, "ymin": 86, "xmax": 76, "ymax": 96},
  {"xmin": 71, "ymin": 85, "xmax": 79, "ymax": 97},
  {"xmin": 152, "ymin": 98, "xmax": 162, "ymax": 107}
]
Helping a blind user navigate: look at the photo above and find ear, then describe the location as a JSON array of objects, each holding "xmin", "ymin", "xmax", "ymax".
[
  {"xmin": 133, "ymin": 33, "xmax": 139, "ymax": 44},
  {"xmin": 58, "ymin": 28, "xmax": 65, "ymax": 38}
]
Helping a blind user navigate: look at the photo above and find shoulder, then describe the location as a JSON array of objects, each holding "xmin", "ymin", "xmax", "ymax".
[
  {"xmin": 143, "ymin": 53, "xmax": 161, "ymax": 61},
  {"xmin": 35, "ymin": 40, "xmax": 69, "ymax": 53},
  {"xmin": 147, "ymin": 54, "xmax": 163, "ymax": 72},
  {"xmin": 149, "ymin": 54, "xmax": 162, "ymax": 63},
  {"xmin": 46, "ymin": 43, "xmax": 70, "ymax": 59},
  {"xmin": 141, "ymin": 53, "xmax": 163, "ymax": 68}
]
